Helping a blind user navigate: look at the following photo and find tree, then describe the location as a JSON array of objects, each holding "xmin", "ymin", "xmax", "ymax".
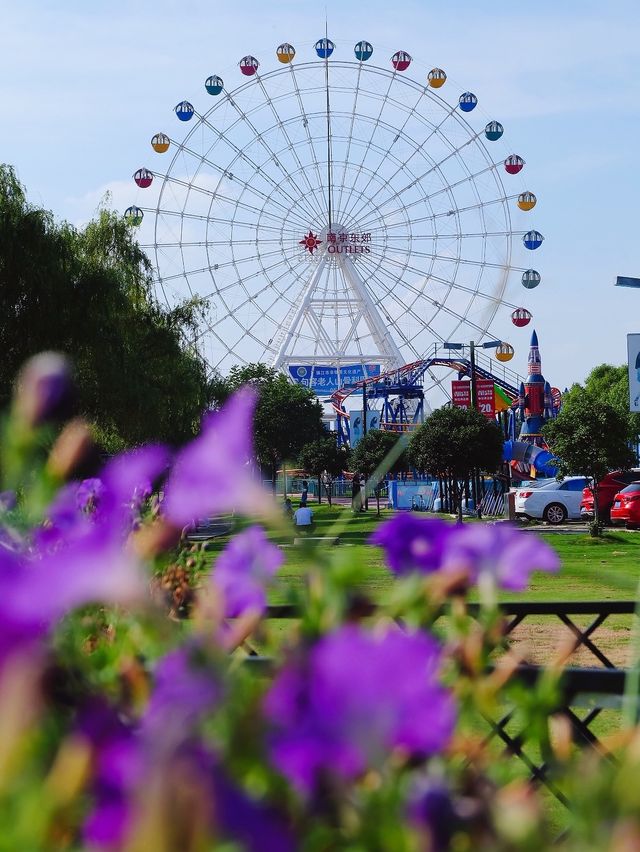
[
  {"xmin": 408, "ymin": 407, "xmax": 504, "ymax": 523},
  {"xmin": 298, "ymin": 437, "xmax": 350, "ymax": 505},
  {"xmin": 563, "ymin": 364, "xmax": 640, "ymax": 446},
  {"xmin": 0, "ymin": 165, "xmax": 213, "ymax": 448},
  {"xmin": 225, "ymin": 364, "xmax": 325, "ymax": 489},
  {"xmin": 543, "ymin": 389, "xmax": 636, "ymax": 533},
  {"xmin": 350, "ymin": 430, "xmax": 409, "ymax": 515}
]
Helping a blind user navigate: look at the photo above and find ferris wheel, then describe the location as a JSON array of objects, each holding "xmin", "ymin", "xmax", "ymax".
[{"xmin": 126, "ymin": 38, "xmax": 543, "ymax": 394}]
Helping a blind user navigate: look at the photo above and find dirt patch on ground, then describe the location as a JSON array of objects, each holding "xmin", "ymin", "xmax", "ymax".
[{"xmin": 506, "ymin": 622, "xmax": 632, "ymax": 668}]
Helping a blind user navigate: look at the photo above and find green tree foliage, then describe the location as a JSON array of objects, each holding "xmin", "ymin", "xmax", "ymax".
[
  {"xmin": 225, "ymin": 364, "xmax": 325, "ymax": 487},
  {"xmin": 0, "ymin": 165, "xmax": 213, "ymax": 448},
  {"xmin": 563, "ymin": 364, "xmax": 640, "ymax": 444},
  {"xmin": 543, "ymin": 389, "xmax": 636, "ymax": 531},
  {"xmin": 408, "ymin": 407, "xmax": 504, "ymax": 522},
  {"xmin": 350, "ymin": 429, "xmax": 409, "ymax": 515},
  {"xmin": 298, "ymin": 437, "xmax": 350, "ymax": 505}
]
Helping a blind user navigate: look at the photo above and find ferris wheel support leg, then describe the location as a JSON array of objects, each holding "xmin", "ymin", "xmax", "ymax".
[
  {"xmin": 272, "ymin": 256, "xmax": 328, "ymax": 370},
  {"xmin": 340, "ymin": 256, "xmax": 404, "ymax": 368}
]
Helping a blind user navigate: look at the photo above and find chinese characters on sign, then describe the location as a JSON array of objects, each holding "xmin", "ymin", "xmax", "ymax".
[
  {"xmin": 475, "ymin": 379, "xmax": 496, "ymax": 418},
  {"xmin": 451, "ymin": 380, "xmax": 471, "ymax": 409},
  {"xmin": 326, "ymin": 232, "xmax": 372, "ymax": 254},
  {"xmin": 299, "ymin": 230, "xmax": 373, "ymax": 255},
  {"xmin": 451, "ymin": 379, "xmax": 495, "ymax": 418},
  {"xmin": 289, "ymin": 364, "xmax": 381, "ymax": 395}
]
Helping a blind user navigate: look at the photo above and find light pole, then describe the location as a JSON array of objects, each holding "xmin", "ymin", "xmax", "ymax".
[{"xmin": 443, "ymin": 340, "xmax": 502, "ymax": 407}]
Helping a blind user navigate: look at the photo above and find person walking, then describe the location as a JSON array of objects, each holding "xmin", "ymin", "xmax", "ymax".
[{"xmin": 300, "ymin": 480, "xmax": 309, "ymax": 507}]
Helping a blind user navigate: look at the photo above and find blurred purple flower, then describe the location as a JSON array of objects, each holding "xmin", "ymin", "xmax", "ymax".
[
  {"xmin": 440, "ymin": 523, "xmax": 560, "ymax": 591},
  {"xmin": 265, "ymin": 624, "xmax": 455, "ymax": 793},
  {"xmin": 8, "ymin": 523, "xmax": 143, "ymax": 627},
  {"xmin": 76, "ymin": 478, "xmax": 104, "ymax": 513},
  {"xmin": 372, "ymin": 516, "xmax": 559, "ymax": 591},
  {"xmin": 14, "ymin": 351, "xmax": 74, "ymax": 426},
  {"xmin": 99, "ymin": 445, "xmax": 169, "ymax": 524},
  {"xmin": 163, "ymin": 388, "xmax": 269, "ymax": 525},
  {"xmin": 408, "ymin": 778, "xmax": 457, "ymax": 852},
  {"xmin": 212, "ymin": 526, "xmax": 284, "ymax": 617},
  {"xmin": 370, "ymin": 514, "xmax": 453, "ymax": 576},
  {"xmin": 82, "ymin": 660, "xmax": 292, "ymax": 851},
  {"xmin": 0, "ymin": 491, "xmax": 16, "ymax": 513},
  {"xmin": 143, "ymin": 646, "xmax": 221, "ymax": 742}
]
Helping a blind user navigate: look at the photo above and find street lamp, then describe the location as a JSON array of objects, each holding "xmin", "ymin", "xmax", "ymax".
[{"xmin": 443, "ymin": 339, "xmax": 501, "ymax": 409}]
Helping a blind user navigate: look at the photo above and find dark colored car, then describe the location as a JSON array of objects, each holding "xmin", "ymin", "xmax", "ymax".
[
  {"xmin": 610, "ymin": 482, "xmax": 640, "ymax": 528},
  {"xmin": 580, "ymin": 469, "xmax": 640, "ymax": 522}
]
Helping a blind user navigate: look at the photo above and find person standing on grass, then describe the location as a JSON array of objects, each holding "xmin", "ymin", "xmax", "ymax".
[{"xmin": 300, "ymin": 480, "xmax": 309, "ymax": 507}]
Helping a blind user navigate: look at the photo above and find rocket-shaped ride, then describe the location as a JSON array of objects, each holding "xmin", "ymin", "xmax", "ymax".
[{"xmin": 518, "ymin": 330, "xmax": 554, "ymax": 439}]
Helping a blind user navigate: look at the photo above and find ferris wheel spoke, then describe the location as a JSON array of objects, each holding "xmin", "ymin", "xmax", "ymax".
[
  {"xmin": 191, "ymin": 109, "xmax": 321, "ymax": 228},
  {"xmin": 335, "ymin": 72, "xmax": 398, "ymax": 224},
  {"xmin": 217, "ymin": 97, "xmax": 324, "ymax": 225},
  {"xmin": 361, "ymin": 159, "xmax": 505, "ymax": 228},
  {"xmin": 161, "ymin": 136, "xmax": 313, "ymax": 225},
  {"xmin": 254, "ymin": 74, "xmax": 328, "ymax": 224},
  {"xmin": 340, "ymin": 84, "xmax": 433, "ymax": 225},
  {"xmin": 153, "ymin": 171, "xmax": 311, "ymax": 232},
  {"xmin": 370, "ymin": 250, "xmax": 514, "ymax": 323},
  {"xmin": 375, "ymin": 247, "xmax": 525, "ymax": 288},
  {"xmin": 347, "ymin": 124, "xmax": 484, "ymax": 227},
  {"xmin": 356, "ymin": 134, "xmax": 495, "ymax": 229},
  {"xmin": 286, "ymin": 64, "xmax": 330, "ymax": 223},
  {"xmin": 334, "ymin": 60, "xmax": 364, "ymax": 220}
]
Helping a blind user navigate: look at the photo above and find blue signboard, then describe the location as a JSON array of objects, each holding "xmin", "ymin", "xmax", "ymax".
[{"xmin": 289, "ymin": 364, "xmax": 380, "ymax": 395}]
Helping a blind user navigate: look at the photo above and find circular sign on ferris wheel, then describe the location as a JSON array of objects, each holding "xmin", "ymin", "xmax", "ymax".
[{"xmin": 126, "ymin": 37, "xmax": 544, "ymax": 394}]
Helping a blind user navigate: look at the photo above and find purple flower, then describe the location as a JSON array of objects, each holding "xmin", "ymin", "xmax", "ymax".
[
  {"xmin": 212, "ymin": 526, "xmax": 284, "ymax": 617},
  {"xmin": 9, "ymin": 523, "xmax": 143, "ymax": 627},
  {"xmin": 0, "ymin": 491, "xmax": 16, "ymax": 513},
  {"xmin": 82, "ymin": 656, "xmax": 292, "ymax": 851},
  {"xmin": 372, "ymin": 515, "xmax": 559, "ymax": 591},
  {"xmin": 13, "ymin": 351, "xmax": 74, "ymax": 426},
  {"xmin": 370, "ymin": 514, "xmax": 453, "ymax": 576},
  {"xmin": 439, "ymin": 523, "xmax": 560, "ymax": 591},
  {"xmin": 265, "ymin": 624, "xmax": 455, "ymax": 793},
  {"xmin": 163, "ymin": 388, "xmax": 269, "ymax": 525},
  {"xmin": 99, "ymin": 445, "xmax": 169, "ymax": 525},
  {"xmin": 142, "ymin": 646, "xmax": 221, "ymax": 742},
  {"xmin": 76, "ymin": 478, "xmax": 104, "ymax": 513},
  {"xmin": 408, "ymin": 779, "xmax": 457, "ymax": 852}
]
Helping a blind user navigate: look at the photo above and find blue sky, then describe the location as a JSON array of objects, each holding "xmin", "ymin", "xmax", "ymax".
[{"xmin": 2, "ymin": 0, "xmax": 639, "ymax": 394}]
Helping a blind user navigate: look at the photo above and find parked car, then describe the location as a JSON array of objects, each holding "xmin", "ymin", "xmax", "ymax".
[
  {"xmin": 580, "ymin": 469, "xmax": 640, "ymax": 522},
  {"xmin": 514, "ymin": 477, "xmax": 590, "ymax": 524},
  {"xmin": 610, "ymin": 482, "xmax": 640, "ymax": 528}
]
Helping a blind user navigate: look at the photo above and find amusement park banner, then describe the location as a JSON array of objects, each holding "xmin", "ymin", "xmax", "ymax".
[
  {"xmin": 476, "ymin": 379, "xmax": 496, "ymax": 418},
  {"xmin": 289, "ymin": 364, "xmax": 381, "ymax": 395},
  {"xmin": 451, "ymin": 380, "xmax": 471, "ymax": 409}
]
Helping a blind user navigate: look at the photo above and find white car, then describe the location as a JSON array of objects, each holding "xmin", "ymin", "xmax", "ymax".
[{"xmin": 514, "ymin": 477, "xmax": 590, "ymax": 525}]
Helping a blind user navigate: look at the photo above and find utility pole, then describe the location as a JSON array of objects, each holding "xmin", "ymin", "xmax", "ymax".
[{"xmin": 469, "ymin": 340, "xmax": 477, "ymax": 410}]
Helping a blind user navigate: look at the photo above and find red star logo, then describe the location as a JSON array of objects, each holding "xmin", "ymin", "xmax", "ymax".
[{"xmin": 299, "ymin": 230, "xmax": 322, "ymax": 254}]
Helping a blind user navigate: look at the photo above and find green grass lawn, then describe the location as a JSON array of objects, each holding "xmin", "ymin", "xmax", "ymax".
[{"xmin": 202, "ymin": 503, "xmax": 640, "ymax": 667}]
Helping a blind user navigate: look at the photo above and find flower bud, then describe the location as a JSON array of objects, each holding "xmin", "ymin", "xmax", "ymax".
[
  {"xmin": 46, "ymin": 419, "xmax": 94, "ymax": 480},
  {"xmin": 13, "ymin": 352, "xmax": 75, "ymax": 427}
]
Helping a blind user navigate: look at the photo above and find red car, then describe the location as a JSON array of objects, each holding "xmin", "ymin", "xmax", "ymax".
[
  {"xmin": 610, "ymin": 482, "xmax": 640, "ymax": 528},
  {"xmin": 581, "ymin": 469, "xmax": 640, "ymax": 522}
]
